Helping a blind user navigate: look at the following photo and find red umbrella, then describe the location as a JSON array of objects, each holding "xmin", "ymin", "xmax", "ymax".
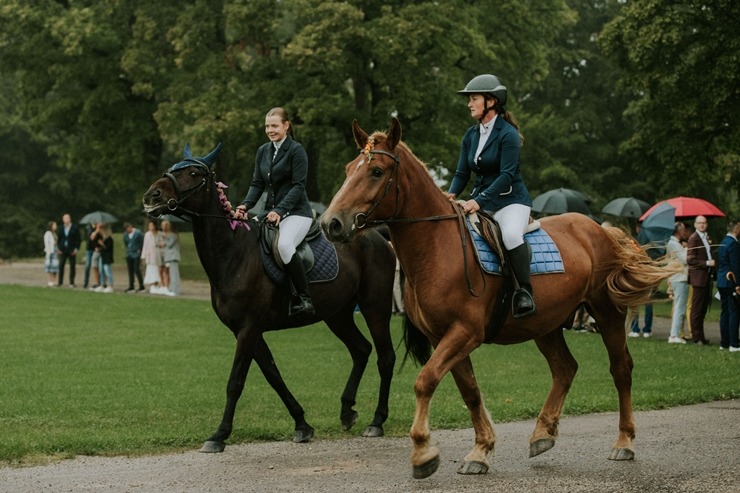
[{"xmin": 639, "ymin": 196, "xmax": 725, "ymax": 221}]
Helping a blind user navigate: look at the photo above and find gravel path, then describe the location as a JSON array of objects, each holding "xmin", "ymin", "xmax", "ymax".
[{"xmin": 1, "ymin": 260, "xmax": 737, "ymax": 492}]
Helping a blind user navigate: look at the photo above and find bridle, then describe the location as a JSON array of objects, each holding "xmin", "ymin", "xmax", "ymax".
[
  {"xmin": 159, "ymin": 159, "xmax": 249, "ymax": 223},
  {"xmin": 162, "ymin": 158, "xmax": 211, "ymax": 214},
  {"xmin": 351, "ymin": 141, "xmax": 484, "ymax": 296}
]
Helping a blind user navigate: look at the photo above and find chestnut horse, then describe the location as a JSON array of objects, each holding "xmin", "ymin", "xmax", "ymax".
[
  {"xmin": 143, "ymin": 144, "xmax": 396, "ymax": 453},
  {"xmin": 321, "ymin": 118, "xmax": 672, "ymax": 479}
]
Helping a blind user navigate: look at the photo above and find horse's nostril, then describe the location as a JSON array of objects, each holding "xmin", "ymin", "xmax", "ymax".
[{"xmin": 328, "ymin": 218, "xmax": 344, "ymax": 240}]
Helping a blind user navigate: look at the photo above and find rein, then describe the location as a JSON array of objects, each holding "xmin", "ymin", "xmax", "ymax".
[{"xmin": 352, "ymin": 144, "xmax": 484, "ymax": 296}]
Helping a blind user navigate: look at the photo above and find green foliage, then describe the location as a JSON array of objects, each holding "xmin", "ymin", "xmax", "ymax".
[
  {"xmin": 0, "ymin": 1, "xmax": 737, "ymax": 259},
  {"xmin": 1, "ymin": 285, "xmax": 737, "ymax": 465},
  {"xmin": 600, "ymin": 0, "xmax": 740, "ymax": 208}
]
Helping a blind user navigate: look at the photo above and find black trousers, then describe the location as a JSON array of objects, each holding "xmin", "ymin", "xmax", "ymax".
[
  {"xmin": 57, "ymin": 251, "xmax": 77, "ymax": 286},
  {"xmin": 126, "ymin": 257, "xmax": 144, "ymax": 289}
]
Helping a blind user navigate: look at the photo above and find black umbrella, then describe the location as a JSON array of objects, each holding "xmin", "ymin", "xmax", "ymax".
[
  {"xmin": 601, "ymin": 197, "xmax": 650, "ymax": 219},
  {"xmin": 532, "ymin": 188, "xmax": 591, "ymax": 215},
  {"xmin": 79, "ymin": 211, "xmax": 119, "ymax": 224}
]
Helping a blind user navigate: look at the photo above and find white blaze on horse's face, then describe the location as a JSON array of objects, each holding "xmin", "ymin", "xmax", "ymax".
[{"xmin": 355, "ymin": 157, "xmax": 366, "ymax": 170}]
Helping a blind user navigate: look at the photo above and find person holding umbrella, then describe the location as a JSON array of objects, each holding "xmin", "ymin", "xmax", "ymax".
[
  {"xmin": 445, "ymin": 74, "xmax": 536, "ymax": 319},
  {"xmin": 687, "ymin": 215, "xmax": 715, "ymax": 345},
  {"xmin": 716, "ymin": 220, "xmax": 740, "ymax": 352}
]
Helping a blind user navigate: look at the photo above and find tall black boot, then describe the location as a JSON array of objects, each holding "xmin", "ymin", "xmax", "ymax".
[
  {"xmin": 285, "ymin": 255, "xmax": 315, "ymax": 316},
  {"xmin": 508, "ymin": 243, "xmax": 536, "ymax": 319}
]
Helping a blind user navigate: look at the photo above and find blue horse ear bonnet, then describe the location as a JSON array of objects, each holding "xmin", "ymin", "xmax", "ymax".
[{"xmin": 168, "ymin": 142, "xmax": 222, "ymax": 172}]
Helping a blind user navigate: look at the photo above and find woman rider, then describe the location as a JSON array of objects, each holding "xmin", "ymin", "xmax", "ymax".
[{"xmin": 446, "ymin": 74, "xmax": 536, "ymax": 318}]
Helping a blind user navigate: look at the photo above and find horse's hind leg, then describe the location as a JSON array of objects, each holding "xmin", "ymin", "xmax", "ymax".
[
  {"xmin": 252, "ymin": 337, "xmax": 314, "ymax": 443},
  {"xmin": 325, "ymin": 307, "xmax": 373, "ymax": 433},
  {"xmin": 593, "ymin": 306, "xmax": 635, "ymax": 460},
  {"xmin": 530, "ymin": 327, "xmax": 578, "ymax": 457}
]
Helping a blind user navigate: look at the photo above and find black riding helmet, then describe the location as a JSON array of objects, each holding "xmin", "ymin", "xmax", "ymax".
[{"xmin": 457, "ymin": 74, "xmax": 507, "ymax": 106}]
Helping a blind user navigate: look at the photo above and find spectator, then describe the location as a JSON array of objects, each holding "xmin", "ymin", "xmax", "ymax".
[
  {"xmin": 666, "ymin": 222, "xmax": 689, "ymax": 344},
  {"xmin": 43, "ymin": 221, "xmax": 59, "ymax": 287},
  {"xmin": 88, "ymin": 223, "xmax": 105, "ymax": 290},
  {"xmin": 82, "ymin": 223, "xmax": 97, "ymax": 289},
  {"xmin": 142, "ymin": 220, "xmax": 163, "ymax": 294},
  {"xmin": 56, "ymin": 213, "xmax": 81, "ymax": 287},
  {"xmin": 161, "ymin": 220, "xmax": 180, "ymax": 296},
  {"xmin": 687, "ymin": 215, "xmax": 715, "ymax": 345},
  {"xmin": 98, "ymin": 224, "xmax": 115, "ymax": 293},
  {"xmin": 716, "ymin": 220, "xmax": 740, "ymax": 352},
  {"xmin": 123, "ymin": 222, "xmax": 145, "ymax": 293}
]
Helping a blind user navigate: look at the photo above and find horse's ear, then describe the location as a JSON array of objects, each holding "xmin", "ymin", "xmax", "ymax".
[
  {"xmin": 183, "ymin": 143, "xmax": 192, "ymax": 158},
  {"xmin": 352, "ymin": 120, "xmax": 368, "ymax": 150},
  {"xmin": 387, "ymin": 117, "xmax": 402, "ymax": 149},
  {"xmin": 203, "ymin": 142, "xmax": 222, "ymax": 167}
]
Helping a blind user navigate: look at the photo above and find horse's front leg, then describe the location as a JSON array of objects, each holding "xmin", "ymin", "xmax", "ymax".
[
  {"xmin": 200, "ymin": 328, "xmax": 259, "ymax": 453},
  {"xmin": 529, "ymin": 327, "xmax": 578, "ymax": 457},
  {"xmin": 252, "ymin": 336, "xmax": 314, "ymax": 443},
  {"xmin": 448, "ymin": 356, "xmax": 496, "ymax": 474},
  {"xmin": 410, "ymin": 327, "xmax": 482, "ymax": 479}
]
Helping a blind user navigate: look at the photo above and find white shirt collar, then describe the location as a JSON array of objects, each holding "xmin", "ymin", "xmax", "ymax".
[{"xmin": 479, "ymin": 115, "xmax": 497, "ymax": 135}]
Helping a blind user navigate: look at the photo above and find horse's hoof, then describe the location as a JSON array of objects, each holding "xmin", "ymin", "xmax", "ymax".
[
  {"xmin": 341, "ymin": 411, "xmax": 359, "ymax": 431},
  {"xmin": 529, "ymin": 438, "xmax": 555, "ymax": 457},
  {"xmin": 412, "ymin": 455, "xmax": 440, "ymax": 479},
  {"xmin": 293, "ymin": 425, "xmax": 314, "ymax": 443},
  {"xmin": 608, "ymin": 447, "xmax": 635, "ymax": 461},
  {"xmin": 199, "ymin": 440, "xmax": 225, "ymax": 453},
  {"xmin": 457, "ymin": 460, "xmax": 489, "ymax": 475},
  {"xmin": 362, "ymin": 425, "xmax": 384, "ymax": 438}
]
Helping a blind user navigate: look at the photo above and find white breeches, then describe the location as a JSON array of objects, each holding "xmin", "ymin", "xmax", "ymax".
[
  {"xmin": 277, "ymin": 215, "xmax": 313, "ymax": 264},
  {"xmin": 492, "ymin": 204, "xmax": 531, "ymax": 250}
]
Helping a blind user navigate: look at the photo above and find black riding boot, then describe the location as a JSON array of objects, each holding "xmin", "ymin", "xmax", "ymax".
[
  {"xmin": 509, "ymin": 243, "xmax": 536, "ymax": 319},
  {"xmin": 285, "ymin": 255, "xmax": 315, "ymax": 316}
]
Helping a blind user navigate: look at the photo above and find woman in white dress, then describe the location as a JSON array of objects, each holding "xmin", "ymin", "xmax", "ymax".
[{"xmin": 43, "ymin": 221, "xmax": 59, "ymax": 287}]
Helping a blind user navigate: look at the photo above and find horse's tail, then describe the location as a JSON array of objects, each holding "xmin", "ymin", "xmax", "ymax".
[
  {"xmin": 602, "ymin": 227, "xmax": 678, "ymax": 309},
  {"xmin": 401, "ymin": 315, "xmax": 432, "ymax": 368}
]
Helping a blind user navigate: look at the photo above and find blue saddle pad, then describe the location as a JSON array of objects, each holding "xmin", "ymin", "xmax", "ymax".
[
  {"xmin": 260, "ymin": 232, "xmax": 339, "ymax": 285},
  {"xmin": 466, "ymin": 220, "xmax": 564, "ymax": 275}
]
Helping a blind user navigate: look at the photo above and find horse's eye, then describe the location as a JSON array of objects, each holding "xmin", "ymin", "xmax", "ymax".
[{"xmin": 372, "ymin": 167, "xmax": 384, "ymax": 178}]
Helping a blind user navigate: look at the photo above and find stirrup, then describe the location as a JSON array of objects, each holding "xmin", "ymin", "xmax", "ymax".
[
  {"xmin": 512, "ymin": 289, "xmax": 536, "ymax": 319},
  {"xmin": 289, "ymin": 295, "xmax": 315, "ymax": 316}
]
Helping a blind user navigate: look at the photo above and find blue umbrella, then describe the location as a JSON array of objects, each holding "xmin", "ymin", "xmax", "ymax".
[{"xmin": 637, "ymin": 202, "xmax": 675, "ymax": 257}]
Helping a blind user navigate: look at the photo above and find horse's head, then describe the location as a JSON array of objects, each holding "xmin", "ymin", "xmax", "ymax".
[
  {"xmin": 322, "ymin": 118, "xmax": 402, "ymax": 242},
  {"xmin": 143, "ymin": 143, "xmax": 221, "ymax": 218}
]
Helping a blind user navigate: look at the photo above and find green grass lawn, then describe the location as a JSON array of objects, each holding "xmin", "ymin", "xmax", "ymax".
[{"xmin": 1, "ymin": 284, "xmax": 737, "ymax": 467}]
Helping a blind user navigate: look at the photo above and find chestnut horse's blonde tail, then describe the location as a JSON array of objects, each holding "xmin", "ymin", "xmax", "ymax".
[{"xmin": 601, "ymin": 227, "xmax": 679, "ymax": 310}]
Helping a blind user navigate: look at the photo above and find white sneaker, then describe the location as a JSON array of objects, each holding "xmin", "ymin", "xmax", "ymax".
[
  {"xmin": 164, "ymin": 289, "xmax": 176, "ymax": 297},
  {"xmin": 642, "ymin": 332, "xmax": 652, "ymax": 338},
  {"xmin": 94, "ymin": 285, "xmax": 104, "ymax": 292},
  {"xmin": 627, "ymin": 332, "xmax": 640, "ymax": 338},
  {"xmin": 103, "ymin": 286, "xmax": 113, "ymax": 293},
  {"xmin": 730, "ymin": 346, "xmax": 740, "ymax": 353},
  {"xmin": 149, "ymin": 285, "xmax": 160, "ymax": 294},
  {"xmin": 668, "ymin": 336, "xmax": 687, "ymax": 344}
]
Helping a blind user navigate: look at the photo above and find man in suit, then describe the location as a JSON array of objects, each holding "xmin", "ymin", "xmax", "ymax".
[
  {"xmin": 56, "ymin": 213, "xmax": 81, "ymax": 287},
  {"xmin": 716, "ymin": 220, "xmax": 740, "ymax": 351},
  {"xmin": 686, "ymin": 215, "xmax": 715, "ymax": 344},
  {"xmin": 123, "ymin": 222, "xmax": 145, "ymax": 293}
]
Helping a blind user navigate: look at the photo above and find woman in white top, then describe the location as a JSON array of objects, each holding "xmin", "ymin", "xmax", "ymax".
[
  {"xmin": 142, "ymin": 220, "xmax": 162, "ymax": 293},
  {"xmin": 43, "ymin": 221, "xmax": 59, "ymax": 287}
]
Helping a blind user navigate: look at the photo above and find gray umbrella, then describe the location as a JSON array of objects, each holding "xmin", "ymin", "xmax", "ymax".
[
  {"xmin": 601, "ymin": 197, "xmax": 651, "ymax": 219},
  {"xmin": 532, "ymin": 188, "xmax": 591, "ymax": 215},
  {"xmin": 79, "ymin": 211, "xmax": 119, "ymax": 224}
]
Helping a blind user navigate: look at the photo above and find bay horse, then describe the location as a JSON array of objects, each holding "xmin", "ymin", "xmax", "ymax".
[
  {"xmin": 321, "ymin": 118, "xmax": 673, "ymax": 479},
  {"xmin": 142, "ymin": 143, "xmax": 397, "ymax": 453}
]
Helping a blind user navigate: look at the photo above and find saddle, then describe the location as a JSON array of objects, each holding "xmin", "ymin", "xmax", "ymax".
[
  {"xmin": 259, "ymin": 220, "xmax": 322, "ymax": 272},
  {"xmin": 466, "ymin": 210, "xmax": 541, "ymax": 274}
]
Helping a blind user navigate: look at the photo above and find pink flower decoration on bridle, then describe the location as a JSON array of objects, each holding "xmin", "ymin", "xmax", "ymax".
[{"xmin": 217, "ymin": 182, "xmax": 250, "ymax": 231}]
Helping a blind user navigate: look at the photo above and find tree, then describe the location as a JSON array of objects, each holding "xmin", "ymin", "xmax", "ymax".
[{"xmin": 600, "ymin": 0, "xmax": 740, "ymax": 214}]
